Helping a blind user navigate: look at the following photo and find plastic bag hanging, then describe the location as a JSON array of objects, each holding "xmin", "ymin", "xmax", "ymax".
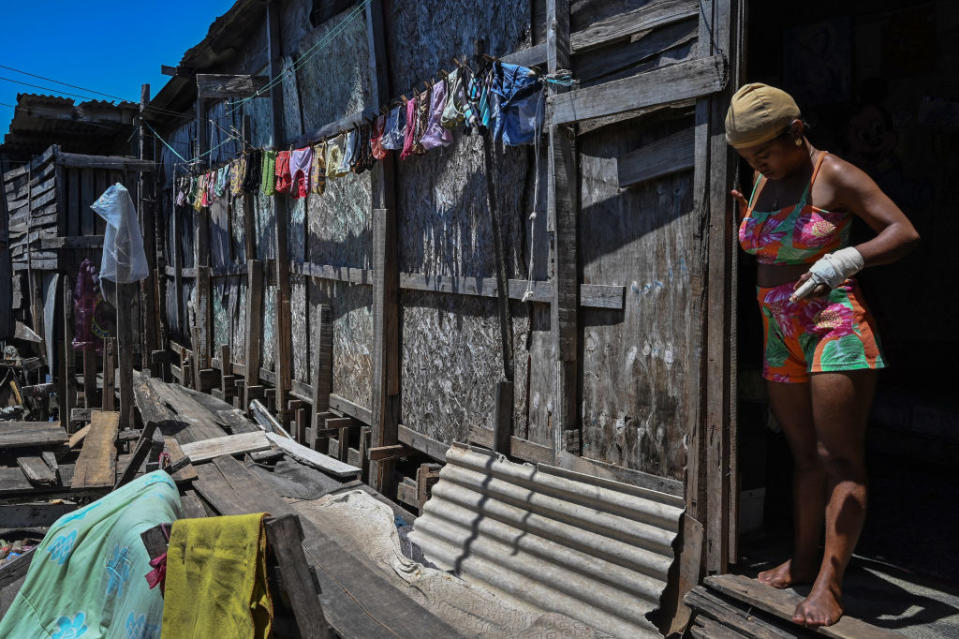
[{"xmin": 91, "ymin": 183, "xmax": 149, "ymax": 283}]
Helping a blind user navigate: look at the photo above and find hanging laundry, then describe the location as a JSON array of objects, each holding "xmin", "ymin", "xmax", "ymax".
[
  {"xmin": 161, "ymin": 513, "xmax": 273, "ymax": 639},
  {"xmin": 325, "ymin": 134, "xmax": 348, "ymax": 179},
  {"xmin": 490, "ymin": 62, "xmax": 544, "ymax": 146},
  {"xmin": 341, "ymin": 128, "xmax": 359, "ymax": 173},
  {"xmin": 463, "ymin": 67, "xmax": 488, "ymax": 134},
  {"xmin": 352, "ymin": 123, "xmax": 373, "ymax": 174},
  {"xmin": 175, "ymin": 177, "xmax": 189, "ymax": 207},
  {"xmin": 371, "ymin": 114, "xmax": 388, "ymax": 160},
  {"xmin": 411, "ymin": 87, "xmax": 431, "ymax": 155},
  {"xmin": 202, "ymin": 170, "xmax": 214, "ymax": 207},
  {"xmin": 441, "ymin": 68, "xmax": 468, "ymax": 129},
  {"xmin": 260, "ymin": 150, "xmax": 277, "ymax": 195},
  {"xmin": 380, "ymin": 105, "xmax": 406, "ymax": 151},
  {"xmin": 274, "ymin": 150, "xmax": 292, "ymax": 194},
  {"xmin": 215, "ymin": 164, "xmax": 230, "ymax": 198},
  {"xmin": 193, "ymin": 174, "xmax": 205, "ymax": 211},
  {"xmin": 230, "ymin": 155, "xmax": 246, "ymax": 197},
  {"xmin": 421, "ymin": 78, "xmax": 454, "ymax": 150},
  {"xmin": 400, "ymin": 97, "xmax": 418, "ymax": 159},
  {"xmin": 243, "ymin": 149, "xmax": 261, "ymax": 194},
  {"xmin": 72, "ymin": 259, "xmax": 105, "ymax": 352},
  {"xmin": 290, "ymin": 146, "xmax": 312, "ymax": 198},
  {"xmin": 311, "ymin": 142, "xmax": 327, "ymax": 194}
]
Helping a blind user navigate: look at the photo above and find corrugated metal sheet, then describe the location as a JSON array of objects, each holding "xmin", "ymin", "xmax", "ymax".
[{"xmin": 410, "ymin": 443, "xmax": 685, "ymax": 638}]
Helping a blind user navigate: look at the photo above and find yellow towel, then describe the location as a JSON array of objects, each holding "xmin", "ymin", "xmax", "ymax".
[{"xmin": 161, "ymin": 513, "xmax": 273, "ymax": 639}]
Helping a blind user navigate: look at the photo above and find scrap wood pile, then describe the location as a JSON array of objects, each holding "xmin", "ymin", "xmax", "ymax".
[{"xmin": 0, "ymin": 370, "xmax": 470, "ymax": 638}]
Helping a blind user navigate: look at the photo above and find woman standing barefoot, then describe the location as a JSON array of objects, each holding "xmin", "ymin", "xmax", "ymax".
[{"xmin": 725, "ymin": 83, "xmax": 919, "ymax": 627}]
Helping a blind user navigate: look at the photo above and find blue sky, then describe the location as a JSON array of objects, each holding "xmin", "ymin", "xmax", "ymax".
[{"xmin": 0, "ymin": 0, "xmax": 237, "ymax": 140}]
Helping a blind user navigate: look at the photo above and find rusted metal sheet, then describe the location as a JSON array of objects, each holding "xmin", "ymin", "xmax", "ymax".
[{"xmin": 411, "ymin": 443, "xmax": 684, "ymax": 638}]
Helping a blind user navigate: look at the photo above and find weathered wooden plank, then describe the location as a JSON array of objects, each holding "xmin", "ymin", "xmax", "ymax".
[
  {"xmin": 264, "ymin": 432, "xmax": 361, "ymax": 478},
  {"xmin": 0, "ymin": 547, "xmax": 35, "ymax": 591},
  {"xmin": 683, "ymin": 588, "xmax": 792, "ymax": 639},
  {"xmin": 264, "ymin": 515, "xmax": 332, "ymax": 638},
  {"xmin": 292, "ymin": 261, "xmax": 373, "ymax": 285},
  {"xmin": 163, "ymin": 436, "xmax": 198, "ymax": 482},
  {"xmin": 549, "ymin": 54, "xmax": 726, "ymax": 125},
  {"xmin": 39, "ymin": 235, "xmax": 105, "ymax": 250},
  {"xmin": 0, "ymin": 421, "xmax": 67, "ymax": 448},
  {"xmin": 397, "ymin": 424, "xmax": 448, "ymax": 462},
  {"xmin": 16, "ymin": 456, "xmax": 57, "ymax": 487},
  {"xmin": 618, "ymin": 127, "xmax": 695, "ymax": 188},
  {"xmin": 0, "ymin": 503, "xmax": 78, "ymax": 528},
  {"xmin": 196, "ymin": 73, "xmax": 268, "ymax": 99},
  {"xmin": 704, "ymin": 575, "xmax": 904, "ymax": 639},
  {"xmin": 179, "ymin": 431, "xmax": 271, "ymax": 463},
  {"xmin": 574, "ymin": 0, "xmax": 698, "ymax": 52},
  {"xmin": 71, "ymin": 410, "xmax": 119, "ymax": 490},
  {"xmin": 509, "ymin": 436, "xmax": 555, "ymax": 464}
]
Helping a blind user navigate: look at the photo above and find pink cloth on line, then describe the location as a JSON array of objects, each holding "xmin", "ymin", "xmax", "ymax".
[
  {"xmin": 290, "ymin": 146, "xmax": 313, "ymax": 198},
  {"xmin": 420, "ymin": 79, "xmax": 453, "ymax": 150},
  {"xmin": 400, "ymin": 97, "xmax": 418, "ymax": 160}
]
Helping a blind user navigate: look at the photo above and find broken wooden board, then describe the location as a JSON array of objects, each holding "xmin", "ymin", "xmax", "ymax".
[
  {"xmin": 703, "ymin": 574, "xmax": 905, "ymax": 639},
  {"xmin": 71, "ymin": 410, "xmax": 119, "ymax": 490},
  {"xmin": 132, "ymin": 371, "xmax": 223, "ymax": 443},
  {"xmin": 179, "ymin": 431, "xmax": 271, "ymax": 463},
  {"xmin": 164, "ymin": 437, "xmax": 198, "ymax": 482},
  {"xmin": 16, "ymin": 456, "xmax": 56, "ymax": 487},
  {"xmin": 264, "ymin": 432, "xmax": 361, "ymax": 479},
  {"xmin": 0, "ymin": 421, "xmax": 67, "ymax": 449},
  {"xmin": 66, "ymin": 423, "xmax": 91, "ymax": 449}
]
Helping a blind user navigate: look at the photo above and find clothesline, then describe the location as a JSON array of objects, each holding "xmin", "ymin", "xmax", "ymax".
[{"xmin": 169, "ymin": 58, "xmax": 562, "ymax": 211}]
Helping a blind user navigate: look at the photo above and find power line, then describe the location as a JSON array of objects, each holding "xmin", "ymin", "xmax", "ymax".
[{"xmin": 0, "ymin": 63, "xmax": 132, "ymax": 102}]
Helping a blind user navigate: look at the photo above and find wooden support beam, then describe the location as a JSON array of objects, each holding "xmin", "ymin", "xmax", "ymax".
[
  {"xmin": 415, "ymin": 463, "xmax": 442, "ymax": 511},
  {"xmin": 59, "ymin": 275, "xmax": 74, "ymax": 430},
  {"xmin": 266, "ymin": 0, "xmax": 293, "ymax": 429},
  {"xmin": 117, "ymin": 281, "xmax": 136, "ymax": 429},
  {"xmin": 397, "ymin": 424, "xmax": 448, "ymax": 463},
  {"xmin": 139, "ymin": 83, "xmax": 159, "ymax": 371},
  {"xmin": 17, "ymin": 456, "xmax": 57, "ymax": 487},
  {"xmin": 367, "ymin": 0, "xmax": 400, "ymax": 499},
  {"xmin": 114, "ymin": 409, "xmax": 162, "ymax": 489},
  {"xmin": 492, "ymin": 379, "xmax": 513, "ymax": 456},
  {"xmin": 219, "ymin": 344, "xmax": 234, "ymax": 401},
  {"xmin": 547, "ymin": 0, "xmax": 581, "ymax": 456},
  {"xmin": 244, "ymin": 259, "xmax": 264, "ymax": 404}
]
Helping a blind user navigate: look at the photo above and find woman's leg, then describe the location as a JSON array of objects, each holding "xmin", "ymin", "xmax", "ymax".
[
  {"xmin": 793, "ymin": 369, "xmax": 877, "ymax": 626},
  {"xmin": 757, "ymin": 380, "xmax": 824, "ymax": 588}
]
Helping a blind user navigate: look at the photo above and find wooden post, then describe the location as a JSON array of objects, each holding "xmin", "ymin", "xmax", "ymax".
[
  {"xmin": 139, "ymin": 84, "xmax": 159, "ymax": 369},
  {"xmin": 102, "ymin": 339, "xmax": 116, "ymax": 411},
  {"xmin": 310, "ymin": 304, "xmax": 332, "ymax": 433},
  {"xmin": 117, "ymin": 281, "xmax": 135, "ymax": 429},
  {"xmin": 266, "ymin": 0, "xmax": 293, "ymax": 428},
  {"xmin": 691, "ymin": 0, "xmax": 742, "ymax": 575},
  {"xmin": 367, "ymin": 0, "xmax": 400, "ymax": 497},
  {"xmin": 171, "ymin": 171, "xmax": 184, "ymax": 339},
  {"xmin": 493, "ymin": 380, "xmax": 513, "ymax": 456},
  {"xmin": 244, "ymin": 259, "xmax": 264, "ymax": 407},
  {"xmin": 59, "ymin": 275, "xmax": 74, "ymax": 429},
  {"xmin": 546, "ymin": 0, "xmax": 580, "ymax": 456},
  {"xmin": 82, "ymin": 349, "xmax": 97, "ymax": 409},
  {"xmin": 194, "ymin": 95, "xmax": 211, "ymax": 383},
  {"xmin": 219, "ymin": 343, "xmax": 234, "ymax": 401}
]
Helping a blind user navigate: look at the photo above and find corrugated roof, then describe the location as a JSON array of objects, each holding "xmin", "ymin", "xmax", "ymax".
[{"xmin": 410, "ymin": 443, "xmax": 684, "ymax": 638}]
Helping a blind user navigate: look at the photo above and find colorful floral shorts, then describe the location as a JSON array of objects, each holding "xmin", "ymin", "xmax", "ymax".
[{"xmin": 757, "ymin": 279, "xmax": 886, "ymax": 383}]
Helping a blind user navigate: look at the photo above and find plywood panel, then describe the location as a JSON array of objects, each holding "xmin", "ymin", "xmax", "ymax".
[{"xmin": 578, "ymin": 113, "xmax": 697, "ymax": 481}]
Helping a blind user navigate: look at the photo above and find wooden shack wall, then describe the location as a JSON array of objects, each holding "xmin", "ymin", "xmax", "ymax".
[{"xmin": 155, "ymin": 0, "xmax": 734, "ymax": 492}]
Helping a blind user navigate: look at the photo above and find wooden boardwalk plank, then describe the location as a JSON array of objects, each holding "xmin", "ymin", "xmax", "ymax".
[
  {"xmin": 16, "ymin": 456, "xmax": 56, "ymax": 487},
  {"xmin": 71, "ymin": 410, "xmax": 119, "ymax": 490},
  {"xmin": 179, "ymin": 431, "xmax": 271, "ymax": 463},
  {"xmin": 704, "ymin": 575, "xmax": 905, "ymax": 639},
  {"xmin": 0, "ymin": 421, "xmax": 67, "ymax": 448}
]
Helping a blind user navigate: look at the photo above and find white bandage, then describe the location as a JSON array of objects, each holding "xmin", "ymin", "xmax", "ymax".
[{"xmin": 791, "ymin": 247, "xmax": 864, "ymax": 301}]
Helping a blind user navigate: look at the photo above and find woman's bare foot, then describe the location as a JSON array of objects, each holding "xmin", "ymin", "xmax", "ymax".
[
  {"xmin": 757, "ymin": 558, "xmax": 818, "ymax": 589},
  {"xmin": 793, "ymin": 582, "xmax": 843, "ymax": 627}
]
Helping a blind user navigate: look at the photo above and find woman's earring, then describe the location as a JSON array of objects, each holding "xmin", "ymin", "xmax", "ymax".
[{"xmin": 795, "ymin": 138, "xmax": 803, "ymax": 146}]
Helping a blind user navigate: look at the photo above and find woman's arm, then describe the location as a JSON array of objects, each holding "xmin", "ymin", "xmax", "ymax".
[{"xmin": 827, "ymin": 156, "xmax": 920, "ymax": 266}]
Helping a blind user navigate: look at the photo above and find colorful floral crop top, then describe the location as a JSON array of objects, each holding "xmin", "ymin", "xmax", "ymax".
[{"xmin": 739, "ymin": 152, "xmax": 851, "ymax": 265}]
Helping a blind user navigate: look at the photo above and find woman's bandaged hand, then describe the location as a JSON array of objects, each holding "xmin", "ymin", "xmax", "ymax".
[{"xmin": 790, "ymin": 247, "xmax": 864, "ymax": 301}]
